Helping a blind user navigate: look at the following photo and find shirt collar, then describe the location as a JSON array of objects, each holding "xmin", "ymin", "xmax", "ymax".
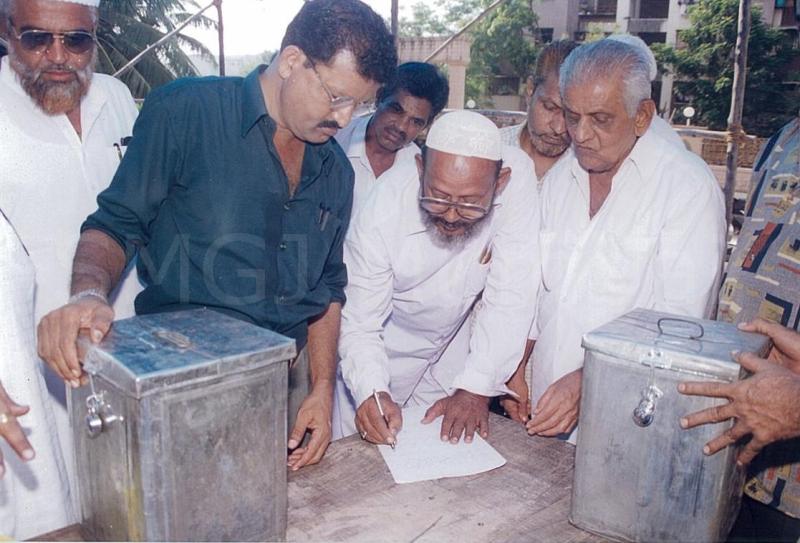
[
  {"xmin": 0, "ymin": 57, "xmax": 25, "ymax": 99},
  {"xmin": 240, "ymin": 64, "xmax": 270, "ymax": 137},
  {"xmin": 568, "ymin": 121, "xmax": 662, "ymax": 186},
  {"xmin": 624, "ymin": 121, "xmax": 662, "ymax": 182},
  {"xmin": 343, "ymin": 115, "xmax": 370, "ymax": 160}
]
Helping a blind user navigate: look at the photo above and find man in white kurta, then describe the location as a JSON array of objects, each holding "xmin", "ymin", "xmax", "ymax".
[
  {"xmin": 0, "ymin": 211, "xmax": 72, "ymax": 539},
  {"xmin": 335, "ymin": 62, "xmax": 448, "ymax": 213},
  {"xmin": 524, "ymin": 39, "xmax": 726, "ymax": 443},
  {"xmin": 0, "ymin": 0, "xmax": 141, "ymax": 523},
  {"xmin": 335, "ymin": 113, "xmax": 420, "ymax": 210},
  {"xmin": 335, "ymin": 111, "xmax": 540, "ymax": 443}
]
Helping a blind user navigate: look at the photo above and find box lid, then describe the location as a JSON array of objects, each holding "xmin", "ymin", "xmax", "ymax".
[
  {"xmin": 581, "ymin": 308, "xmax": 771, "ymax": 380},
  {"xmin": 82, "ymin": 308, "xmax": 296, "ymax": 398}
]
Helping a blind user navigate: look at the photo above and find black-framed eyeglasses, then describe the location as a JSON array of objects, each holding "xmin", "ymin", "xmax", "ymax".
[
  {"xmin": 418, "ymin": 181, "xmax": 496, "ymax": 221},
  {"xmin": 8, "ymin": 19, "xmax": 96, "ymax": 55},
  {"xmin": 306, "ymin": 55, "xmax": 372, "ymax": 113}
]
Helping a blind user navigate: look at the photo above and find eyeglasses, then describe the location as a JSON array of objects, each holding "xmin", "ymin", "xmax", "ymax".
[
  {"xmin": 306, "ymin": 56, "xmax": 372, "ymax": 113},
  {"xmin": 418, "ymin": 182, "xmax": 496, "ymax": 221},
  {"xmin": 8, "ymin": 21, "xmax": 96, "ymax": 55}
]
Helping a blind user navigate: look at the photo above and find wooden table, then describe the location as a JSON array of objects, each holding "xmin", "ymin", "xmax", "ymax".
[{"xmin": 34, "ymin": 414, "xmax": 605, "ymax": 542}]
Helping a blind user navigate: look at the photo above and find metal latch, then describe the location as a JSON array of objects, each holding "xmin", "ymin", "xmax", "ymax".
[
  {"xmin": 631, "ymin": 318, "xmax": 705, "ymax": 428},
  {"xmin": 632, "ymin": 348, "xmax": 664, "ymax": 428},
  {"xmin": 84, "ymin": 373, "xmax": 123, "ymax": 438}
]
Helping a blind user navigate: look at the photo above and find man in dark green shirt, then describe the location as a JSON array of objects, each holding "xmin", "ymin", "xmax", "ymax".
[{"xmin": 37, "ymin": 0, "xmax": 397, "ymax": 470}]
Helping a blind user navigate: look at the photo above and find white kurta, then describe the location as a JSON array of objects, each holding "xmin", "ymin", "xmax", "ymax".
[
  {"xmin": 0, "ymin": 212, "xmax": 72, "ymax": 539},
  {"xmin": 334, "ymin": 114, "xmax": 420, "ymax": 214},
  {"xmin": 531, "ymin": 123, "xmax": 726, "ymax": 443},
  {"xmin": 334, "ymin": 145, "xmax": 541, "ymax": 438},
  {"xmin": 0, "ymin": 57, "xmax": 142, "ymax": 520}
]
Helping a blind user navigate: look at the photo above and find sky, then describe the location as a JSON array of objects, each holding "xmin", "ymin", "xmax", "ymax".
[{"xmin": 183, "ymin": 0, "xmax": 398, "ymax": 57}]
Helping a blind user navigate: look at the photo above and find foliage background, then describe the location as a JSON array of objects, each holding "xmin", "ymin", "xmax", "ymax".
[
  {"xmin": 96, "ymin": 0, "xmax": 215, "ymax": 98},
  {"xmin": 653, "ymin": 0, "xmax": 800, "ymax": 136},
  {"xmin": 400, "ymin": 0, "xmax": 540, "ymax": 107}
]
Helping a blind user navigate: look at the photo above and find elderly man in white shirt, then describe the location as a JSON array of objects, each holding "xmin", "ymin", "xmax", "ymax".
[
  {"xmin": 0, "ymin": 0, "xmax": 141, "ymax": 524},
  {"xmin": 334, "ymin": 111, "xmax": 540, "ymax": 445},
  {"xmin": 335, "ymin": 62, "xmax": 449, "ymax": 213},
  {"xmin": 514, "ymin": 38, "xmax": 726, "ymax": 442}
]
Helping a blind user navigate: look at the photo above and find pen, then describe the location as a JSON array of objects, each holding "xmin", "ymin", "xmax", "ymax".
[{"xmin": 373, "ymin": 388, "xmax": 395, "ymax": 449}]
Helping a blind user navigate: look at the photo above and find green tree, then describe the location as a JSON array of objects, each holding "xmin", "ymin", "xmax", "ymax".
[
  {"xmin": 653, "ymin": 0, "xmax": 799, "ymax": 136},
  {"xmin": 399, "ymin": 0, "xmax": 539, "ymax": 107},
  {"xmin": 97, "ymin": 0, "xmax": 216, "ymax": 99},
  {"xmin": 467, "ymin": 0, "xmax": 538, "ymax": 106}
]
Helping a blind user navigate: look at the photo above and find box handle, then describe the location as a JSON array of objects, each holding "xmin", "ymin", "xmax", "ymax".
[
  {"xmin": 152, "ymin": 329, "xmax": 193, "ymax": 350},
  {"xmin": 657, "ymin": 317, "xmax": 704, "ymax": 340}
]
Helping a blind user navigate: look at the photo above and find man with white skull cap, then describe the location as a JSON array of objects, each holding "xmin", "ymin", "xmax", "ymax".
[
  {"xmin": 334, "ymin": 110, "xmax": 541, "ymax": 445},
  {"xmin": 0, "ymin": 0, "xmax": 141, "ymax": 534}
]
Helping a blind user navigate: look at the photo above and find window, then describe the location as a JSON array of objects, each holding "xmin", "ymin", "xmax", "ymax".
[
  {"xmin": 639, "ymin": 0, "xmax": 670, "ymax": 19},
  {"xmin": 535, "ymin": 27, "xmax": 554, "ymax": 43}
]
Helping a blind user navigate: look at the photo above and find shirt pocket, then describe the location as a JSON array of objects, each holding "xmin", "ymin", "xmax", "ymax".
[
  {"xmin": 589, "ymin": 231, "xmax": 657, "ymax": 297},
  {"xmin": 304, "ymin": 213, "xmax": 344, "ymax": 288},
  {"xmin": 463, "ymin": 258, "xmax": 491, "ymax": 299}
]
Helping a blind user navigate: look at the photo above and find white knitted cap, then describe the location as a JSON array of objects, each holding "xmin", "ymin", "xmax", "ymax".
[
  {"xmin": 607, "ymin": 34, "xmax": 658, "ymax": 81},
  {"xmin": 47, "ymin": 0, "xmax": 100, "ymax": 7},
  {"xmin": 426, "ymin": 111, "xmax": 502, "ymax": 161}
]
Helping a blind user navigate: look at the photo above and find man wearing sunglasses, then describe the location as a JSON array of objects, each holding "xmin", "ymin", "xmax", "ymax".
[
  {"xmin": 335, "ymin": 111, "xmax": 540, "ymax": 446},
  {"xmin": 0, "ymin": 0, "xmax": 142, "ymax": 531},
  {"xmin": 37, "ymin": 0, "xmax": 396, "ymax": 472}
]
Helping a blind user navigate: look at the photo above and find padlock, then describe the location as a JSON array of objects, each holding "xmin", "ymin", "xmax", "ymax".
[
  {"xmin": 86, "ymin": 410, "xmax": 104, "ymax": 438},
  {"xmin": 632, "ymin": 385, "xmax": 663, "ymax": 427}
]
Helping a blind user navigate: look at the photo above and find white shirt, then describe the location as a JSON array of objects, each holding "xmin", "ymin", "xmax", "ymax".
[
  {"xmin": 0, "ymin": 57, "xmax": 142, "ymax": 522},
  {"xmin": 339, "ymin": 145, "xmax": 541, "ymax": 408},
  {"xmin": 651, "ymin": 115, "xmax": 687, "ymax": 151},
  {"xmin": 0, "ymin": 213, "xmax": 72, "ymax": 539},
  {"xmin": 531, "ymin": 123, "xmax": 726, "ymax": 440},
  {"xmin": 335, "ymin": 114, "xmax": 420, "ymax": 214}
]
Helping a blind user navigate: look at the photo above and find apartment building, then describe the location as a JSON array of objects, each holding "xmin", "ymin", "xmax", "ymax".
[{"xmin": 531, "ymin": 0, "xmax": 799, "ymax": 116}]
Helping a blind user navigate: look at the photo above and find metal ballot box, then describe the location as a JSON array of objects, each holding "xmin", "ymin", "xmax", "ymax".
[
  {"xmin": 69, "ymin": 308, "xmax": 295, "ymax": 542},
  {"xmin": 571, "ymin": 308, "xmax": 770, "ymax": 543}
]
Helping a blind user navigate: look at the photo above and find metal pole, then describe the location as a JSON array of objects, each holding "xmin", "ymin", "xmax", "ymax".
[
  {"xmin": 391, "ymin": 0, "xmax": 399, "ymax": 48},
  {"xmin": 424, "ymin": 0, "xmax": 509, "ymax": 62},
  {"xmin": 112, "ymin": 0, "xmax": 217, "ymax": 78},
  {"xmin": 723, "ymin": 0, "xmax": 751, "ymax": 236},
  {"xmin": 216, "ymin": 0, "xmax": 225, "ymax": 76}
]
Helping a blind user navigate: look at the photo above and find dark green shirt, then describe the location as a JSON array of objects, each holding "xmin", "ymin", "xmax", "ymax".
[{"xmin": 84, "ymin": 66, "xmax": 353, "ymax": 348}]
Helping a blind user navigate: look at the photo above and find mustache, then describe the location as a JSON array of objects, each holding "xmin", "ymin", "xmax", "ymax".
[
  {"xmin": 41, "ymin": 64, "xmax": 76, "ymax": 73},
  {"xmin": 317, "ymin": 120, "xmax": 341, "ymax": 130},
  {"xmin": 387, "ymin": 128, "xmax": 407, "ymax": 140}
]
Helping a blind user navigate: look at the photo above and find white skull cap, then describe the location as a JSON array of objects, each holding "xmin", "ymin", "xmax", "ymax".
[
  {"xmin": 607, "ymin": 34, "xmax": 658, "ymax": 81},
  {"xmin": 46, "ymin": 0, "xmax": 100, "ymax": 7},
  {"xmin": 425, "ymin": 110, "xmax": 502, "ymax": 161}
]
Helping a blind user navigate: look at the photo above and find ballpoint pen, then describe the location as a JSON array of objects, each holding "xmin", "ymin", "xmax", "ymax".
[{"xmin": 373, "ymin": 388, "xmax": 396, "ymax": 450}]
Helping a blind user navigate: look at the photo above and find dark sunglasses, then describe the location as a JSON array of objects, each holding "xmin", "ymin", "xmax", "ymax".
[{"xmin": 9, "ymin": 21, "xmax": 95, "ymax": 55}]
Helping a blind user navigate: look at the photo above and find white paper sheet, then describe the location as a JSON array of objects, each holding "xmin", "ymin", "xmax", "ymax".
[{"xmin": 377, "ymin": 405, "xmax": 506, "ymax": 484}]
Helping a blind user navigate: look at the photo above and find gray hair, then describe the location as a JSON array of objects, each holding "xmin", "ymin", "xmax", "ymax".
[{"xmin": 560, "ymin": 39, "xmax": 652, "ymax": 117}]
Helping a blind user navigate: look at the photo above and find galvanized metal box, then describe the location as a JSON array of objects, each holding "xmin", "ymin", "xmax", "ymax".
[
  {"xmin": 69, "ymin": 308, "xmax": 295, "ymax": 542},
  {"xmin": 571, "ymin": 308, "xmax": 770, "ymax": 543}
]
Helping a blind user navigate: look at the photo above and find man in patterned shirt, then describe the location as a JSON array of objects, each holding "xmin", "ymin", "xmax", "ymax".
[{"xmin": 692, "ymin": 113, "xmax": 800, "ymax": 542}]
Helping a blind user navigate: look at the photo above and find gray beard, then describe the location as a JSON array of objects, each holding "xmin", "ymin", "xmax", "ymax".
[
  {"xmin": 10, "ymin": 44, "xmax": 96, "ymax": 115},
  {"xmin": 420, "ymin": 206, "xmax": 493, "ymax": 250}
]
